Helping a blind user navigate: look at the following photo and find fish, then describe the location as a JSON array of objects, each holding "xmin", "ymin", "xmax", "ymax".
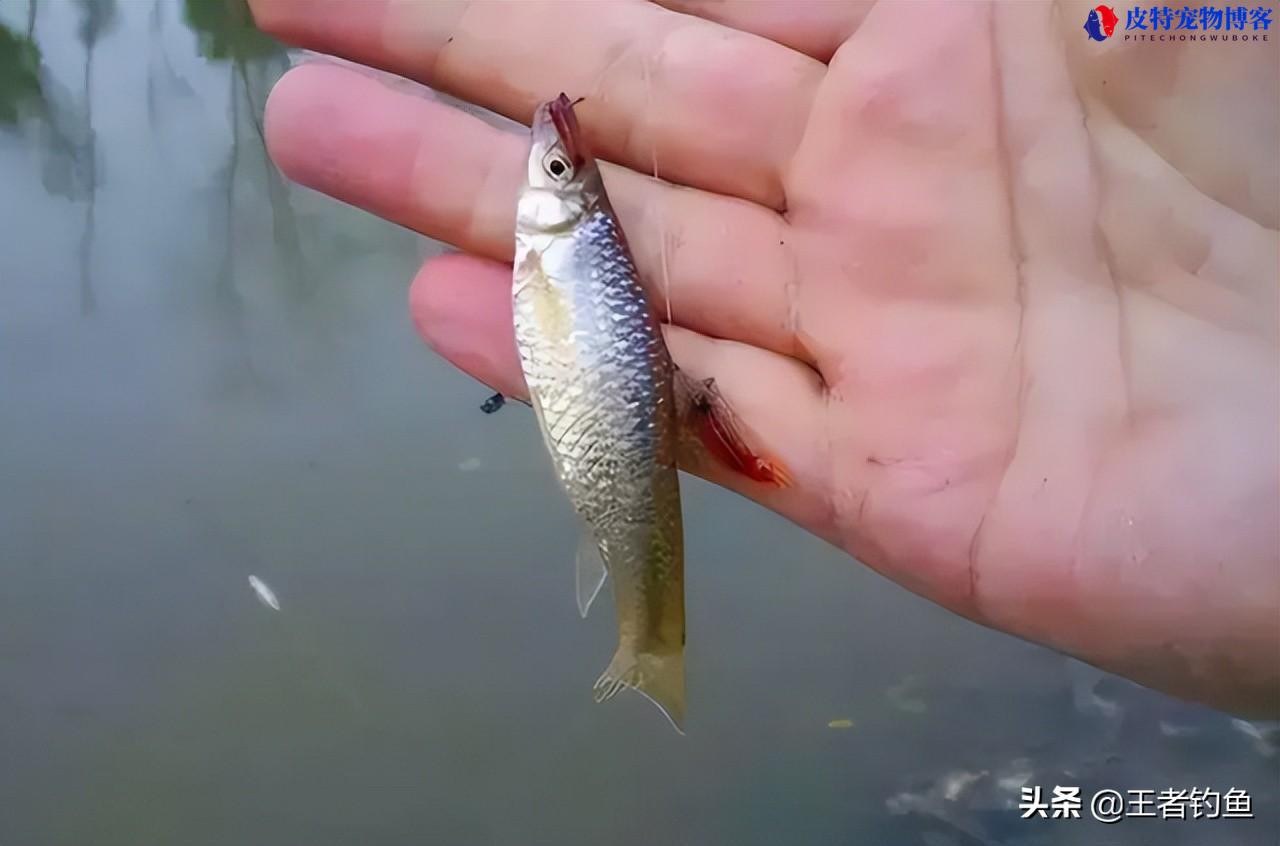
[
  {"xmin": 513, "ymin": 94, "xmax": 794, "ymax": 732},
  {"xmin": 514, "ymin": 93, "xmax": 687, "ymax": 731},
  {"xmin": 248, "ymin": 575, "xmax": 281, "ymax": 611}
]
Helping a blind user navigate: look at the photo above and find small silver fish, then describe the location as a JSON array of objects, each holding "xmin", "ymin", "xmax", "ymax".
[
  {"xmin": 514, "ymin": 94, "xmax": 686, "ymax": 730},
  {"xmin": 248, "ymin": 575, "xmax": 281, "ymax": 611}
]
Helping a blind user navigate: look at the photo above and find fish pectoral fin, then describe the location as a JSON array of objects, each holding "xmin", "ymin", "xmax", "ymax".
[
  {"xmin": 575, "ymin": 522, "xmax": 608, "ymax": 619},
  {"xmin": 593, "ymin": 647, "xmax": 686, "ymax": 734}
]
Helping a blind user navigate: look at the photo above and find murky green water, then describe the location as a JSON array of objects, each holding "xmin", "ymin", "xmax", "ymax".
[{"xmin": 1, "ymin": 2, "xmax": 1276, "ymax": 844}]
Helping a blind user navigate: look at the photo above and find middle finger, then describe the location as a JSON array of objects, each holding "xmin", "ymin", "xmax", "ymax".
[
  {"xmin": 250, "ymin": 0, "xmax": 824, "ymax": 209},
  {"xmin": 265, "ymin": 62, "xmax": 804, "ymax": 359}
]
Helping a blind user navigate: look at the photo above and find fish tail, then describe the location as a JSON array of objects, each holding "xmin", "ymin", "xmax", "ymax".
[{"xmin": 592, "ymin": 646, "xmax": 685, "ymax": 734}]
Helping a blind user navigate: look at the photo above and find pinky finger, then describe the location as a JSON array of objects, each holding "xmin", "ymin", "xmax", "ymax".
[{"xmin": 409, "ymin": 251, "xmax": 526, "ymax": 400}]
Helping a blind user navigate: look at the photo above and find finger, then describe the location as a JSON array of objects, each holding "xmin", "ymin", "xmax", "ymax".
[
  {"xmin": 266, "ymin": 62, "xmax": 806, "ymax": 360},
  {"xmin": 249, "ymin": 0, "xmax": 823, "ymax": 209},
  {"xmin": 409, "ymin": 252, "xmax": 834, "ymax": 536},
  {"xmin": 653, "ymin": 0, "xmax": 874, "ymax": 63},
  {"xmin": 410, "ymin": 252, "xmax": 527, "ymax": 400}
]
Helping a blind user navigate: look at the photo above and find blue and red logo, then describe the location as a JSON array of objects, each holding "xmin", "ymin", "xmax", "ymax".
[
  {"xmin": 1085, "ymin": 6, "xmax": 1272, "ymax": 42},
  {"xmin": 1084, "ymin": 5, "xmax": 1120, "ymax": 39}
]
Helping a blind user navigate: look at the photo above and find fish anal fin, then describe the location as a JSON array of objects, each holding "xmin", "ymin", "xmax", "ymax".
[
  {"xmin": 575, "ymin": 523, "xmax": 608, "ymax": 619},
  {"xmin": 674, "ymin": 370, "xmax": 793, "ymax": 488},
  {"xmin": 592, "ymin": 646, "xmax": 686, "ymax": 734}
]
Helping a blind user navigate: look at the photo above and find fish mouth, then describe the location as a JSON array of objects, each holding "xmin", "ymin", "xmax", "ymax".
[{"xmin": 536, "ymin": 92, "xmax": 586, "ymax": 168}]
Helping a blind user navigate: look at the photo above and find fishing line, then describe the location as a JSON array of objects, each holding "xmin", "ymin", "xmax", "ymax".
[{"xmin": 641, "ymin": 52, "xmax": 673, "ymax": 326}]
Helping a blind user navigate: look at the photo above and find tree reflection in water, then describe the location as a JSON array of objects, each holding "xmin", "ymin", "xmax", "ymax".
[
  {"xmin": 184, "ymin": 0, "xmax": 306, "ymax": 314},
  {"xmin": 2, "ymin": 0, "xmax": 299, "ymax": 325},
  {"xmin": 73, "ymin": 0, "xmax": 118, "ymax": 315}
]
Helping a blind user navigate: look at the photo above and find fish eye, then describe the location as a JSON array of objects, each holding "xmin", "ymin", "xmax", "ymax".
[{"xmin": 544, "ymin": 155, "xmax": 570, "ymax": 179}]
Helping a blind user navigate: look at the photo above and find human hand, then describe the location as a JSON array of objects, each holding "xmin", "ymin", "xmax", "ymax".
[{"xmin": 249, "ymin": 0, "xmax": 1279, "ymax": 716}]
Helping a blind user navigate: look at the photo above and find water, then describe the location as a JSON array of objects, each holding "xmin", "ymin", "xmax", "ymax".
[{"xmin": 0, "ymin": 3, "xmax": 1276, "ymax": 844}]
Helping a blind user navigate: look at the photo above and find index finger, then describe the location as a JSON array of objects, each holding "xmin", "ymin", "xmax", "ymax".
[{"xmin": 248, "ymin": 0, "xmax": 823, "ymax": 209}]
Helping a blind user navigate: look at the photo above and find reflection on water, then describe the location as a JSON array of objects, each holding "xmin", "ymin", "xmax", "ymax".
[
  {"xmin": 0, "ymin": 2, "xmax": 1275, "ymax": 844},
  {"xmin": 73, "ymin": 0, "xmax": 115, "ymax": 314},
  {"xmin": 0, "ymin": 17, "xmax": 40, "ymax": 123}
]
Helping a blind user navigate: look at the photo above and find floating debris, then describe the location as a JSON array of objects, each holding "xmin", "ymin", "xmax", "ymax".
[
  {"xmin": 887, "ymin": 676, "xmax": 929, "ymax": 714},
  {"xmin": 1077, "ymin": 688, "xmax": 1122, "ymax": 720},
  {"xmin": 1159, "ymin": 720, "xmax": 1200, "ymax": 738},
  {"xmin": 458, "ymin": 457, "xmax": 482, "ymax": 472},
  {"xmin": 248, "ymin": 575, "xmax": 280, "ymax": 611},
  {"xmin": 886, "ymin": 766, "xmax": 1014, "ymax": 846},
  {"xmin": 1232, "ymin": 718, "xmax": 1280, "ymax": 757},
  {"xmin": 995, "ymin": 762, "xmax": 1034, "ymax": 795},
  {"xmin": 940, "ymin": 770, "xmax": 986, "ymax": 801},
  {"xmin": 827, "ymin": 718, "xmax": 855, "ymax": 729},
  {"xmin": 1068, "ymin": 659, "xmax": 1125, "ymax": 722},
  {"xmin": 480, "ymin": 392, "xmax": 506, "ymax": 414}
]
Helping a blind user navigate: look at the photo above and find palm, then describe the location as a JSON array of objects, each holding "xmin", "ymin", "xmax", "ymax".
[{"xmin": 253, "ymin": 0, "xmax": 1277, "ymax": 715}]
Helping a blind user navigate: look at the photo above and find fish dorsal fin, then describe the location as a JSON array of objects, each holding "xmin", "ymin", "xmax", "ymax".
[{"xmin": 575, "ymin": 522, "xmax": 608, "ymax": 619}]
